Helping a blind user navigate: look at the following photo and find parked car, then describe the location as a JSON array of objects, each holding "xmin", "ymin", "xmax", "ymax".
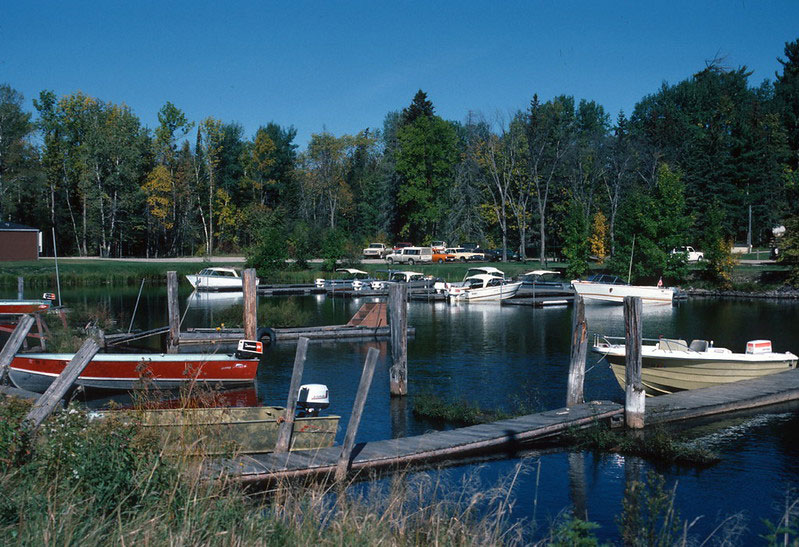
[
  {"xmin": 385, "ymin": 246, "xmax": 433, "ymax": 265},
  {"xmin": 444, "ymin": 247, "xmax": 484, "ymax": 262},
  {"xmin": 670, "ymin": 246, "xmax": 704, "ymax": 262},
  {"xmin": 461, "ymin": 242, "xmax": 481, "ymax": 252},
  {"xmin": 362, "ymin": 242, "xmax": 389, "ymax": 259},
  {"xmin": 393, "ymin": 242, "xmax": 413, "ymax": 251},
  {"xmin": 430, "ymin": 240, "xmax": 447, "ymax": 252},
  {"xmin": 432, "ymin": 250, "xmax": 455, "ymax": 263},
  {"xmin": 483, "ymin": 248, "xmax": 521, "ymax": 262}
]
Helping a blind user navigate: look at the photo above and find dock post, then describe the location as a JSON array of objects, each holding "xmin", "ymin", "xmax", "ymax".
[
  {"xmin": 17, "ymin": 277, "xmax": 23, "ymax": 300},
  {"xmin": 0, "ymin": 314, "xmax": 35, "ymax": 383},
  {"xmin": 624, "ymin": 296, "xmax": 645, "ymax": 429},
  {"xmin": 166, "ymin": 271, "xmax": 180, "ymax": 353},
  {"xmin": 566, "ymin": 296, "xmax": 587, "ymax": 406},
  {"xmin": 242, "ymin": 268, "xmax": 258, "ymax": 340},
  {"xmin": 274, "ymin": 337, "xmax": 309, "ymax": 453},
  {"xmin": 335, "ymin": 346, "xmax": 379, "ymax": 481},
  {"xmin": 24, "ymin": 338, "xmax": 100, "ymax": 430},
  {"xmin": 389, "ymin": 283, "xmax": 408, "ymax": 396}
]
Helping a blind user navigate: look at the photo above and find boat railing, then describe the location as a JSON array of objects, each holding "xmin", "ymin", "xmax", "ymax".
[{"xmin": 593, "ymin": 334, "xmax": 668, "ymax": 347}]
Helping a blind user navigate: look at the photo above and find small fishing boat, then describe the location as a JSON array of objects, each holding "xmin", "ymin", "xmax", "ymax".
[
  {"xmin": 517, "ymin": 270, "xmax": 573, "ymax": 297},
  {"xmin": 571, "ymin": 274, "xmax": 674, "ymax": 305},
  {"xmin": 0, "ymin": 293, "xmax": 55, "ymax": 314},
  {"xmin": 185, "ymin": 268, "xmax": 257, "ymax": 291},
  {"xmin": 90, "ymin": 385, "xmax": 339, "ymax": 455},
  {"xmin": 9, "ymin": 341, "xmax": 263, "ymax": 394},
  {"xmin": 593, "ymin": 335, "xmax": 798, "ymax": 396}
]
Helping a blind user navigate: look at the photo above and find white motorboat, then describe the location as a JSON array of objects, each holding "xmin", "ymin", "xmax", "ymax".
[
  {"xmin": 370, "ymin": 271, "xmax": 434, "ymax": 290},
  {"xmin": 185, "ymin": 267, "xmax": 258, "ymax": 291},
  {"xmin": 571, "ymin": 274, "xmax": 674, "ymax": 305},
  {"xmin": 593, "ymin": 335, "xmax": 798, "ymax": 396},
  {"xmin": 443, "ymin": 273, "xmax": 522, "ymax": 301},
  {"xmin": 315, "ymin": 268, "xmax": 373, "ymax": 291}
]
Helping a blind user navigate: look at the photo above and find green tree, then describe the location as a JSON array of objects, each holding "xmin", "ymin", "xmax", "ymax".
[
  {"xmin": 562, "ymin": 201, "xmax": 590, "ymax": 279},
  {"xmin": 701, "ymin": 201, "xmax": 736, "ymax": 288},
  {"xmin": 395, "ymin": 92, "xmax": 458, "ymax": 242},
  {"xmin": 775, "ymin": 38, "xmax": 799, "ymax": 169}
]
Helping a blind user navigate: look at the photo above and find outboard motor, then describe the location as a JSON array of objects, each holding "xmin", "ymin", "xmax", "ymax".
[
  {"xmin": 297, "ymin": 384, "xmax": 329, "ymax": 417},
  {"xmin": 235, "ymin": 340, "xmax": 263, "ymax": 359}
]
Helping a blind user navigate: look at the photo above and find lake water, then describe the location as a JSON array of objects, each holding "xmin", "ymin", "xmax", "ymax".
[{"xmin": 5, "ymin": 284, "xmax": 799, "ymax": 542}]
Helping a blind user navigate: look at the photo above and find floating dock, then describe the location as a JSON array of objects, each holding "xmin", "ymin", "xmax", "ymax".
[
  {"xmin": 257, "ymin": 284, "xmax": 325, "ymax": 296},
  {"xmin": 502, "ymin": 296, "xmax": 574, "ymax": 307}
]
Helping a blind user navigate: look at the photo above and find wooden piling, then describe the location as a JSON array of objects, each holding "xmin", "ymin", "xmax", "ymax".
[
  {"xmin": 389, "ymin": 283, "xmax": 408, "ymax": 396},
  {"xmin": 566, "ymin": 296, "xmax": 587, "ymax": 406},
  {"xmin": 335, "ymin": 346, "xmax": 379, "ymax": 481},
  {"xmin": 17, "ymin": 277, "xmax": 23, "ymax": 300},
  {"xmin": 243, "ymin": 268, "xmax": 258, "ymax": 340},
  {"xmin": 24, "ymin": 338, "xmax": 100, "ymax": 430},
  {"xmin": 624, "ymin": 296, "xmax": 645, "ymax": 429},
  {"xmin": 274, "ymin": 337, "xmax": 309, "ymax": 453},
  {"xmin": 166, "ymin": 271, "xmax": 180, "ymax": 353},
  {"xmin": 0, "ymin": 315, "xmax": 35, "ymax": 383}
]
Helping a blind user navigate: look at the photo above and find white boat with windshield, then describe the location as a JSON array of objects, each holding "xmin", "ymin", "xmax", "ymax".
[
  {"xmin": 315, "ymin": 268, "xmax": 373, "ymax": 291},
  {"xmin": 370, "ymin": 271, "xmax": 433, "ymax": 290},
  {"xmin": 185, "ymin": 267, "xmax": 257, "ymax": 291},
  {"xmin": 571, "ymin": 273, "xmax": 674, "ymax": 305},
  {"xmin": 438, "ymin": 267, "xmax": 522, "ymax": 301},
  {"xmin": 593, "ymin": 334, "xmax": 798, "ymax": 395}
]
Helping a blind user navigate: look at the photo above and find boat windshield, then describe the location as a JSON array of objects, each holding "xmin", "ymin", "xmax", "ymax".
[{"xmin": 586, "ymin": 274, "xmax": 627, "ymax": 285}]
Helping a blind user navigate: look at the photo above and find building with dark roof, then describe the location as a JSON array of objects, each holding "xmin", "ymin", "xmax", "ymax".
[{"xmin": 0, "ymin": 222, "xmax": 41, "ymax": 261}]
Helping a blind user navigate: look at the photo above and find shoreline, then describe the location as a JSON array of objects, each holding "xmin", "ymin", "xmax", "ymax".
[{"xmin": 684, "ymin": 287, "xmax": 799, "ymax": 300}]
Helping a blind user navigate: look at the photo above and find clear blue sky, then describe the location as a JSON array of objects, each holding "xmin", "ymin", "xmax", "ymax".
[{"xmin": 2, "ymin": 1, "xmax": 798, "ymax": 147}]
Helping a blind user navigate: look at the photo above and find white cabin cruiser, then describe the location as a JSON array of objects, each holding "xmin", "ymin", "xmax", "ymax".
[
  {"xmin": 571, "ymin": 274, "xmax": 674, "ymax": 305},
  {"xmin": 186, "ymin": 268, "xmax": 257, "ymax": 291},
  {"xmin": 442, "ymin": 272, "xmax": 522, "ymax": 301},
  {"xmin": 593, "ymin": 335, "xmax": 798, "ymax": 396}
]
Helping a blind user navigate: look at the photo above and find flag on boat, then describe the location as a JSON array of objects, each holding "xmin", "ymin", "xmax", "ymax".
[{"xmin": 657, "ymin": 277, "xmax": 663, "ymax": 288}]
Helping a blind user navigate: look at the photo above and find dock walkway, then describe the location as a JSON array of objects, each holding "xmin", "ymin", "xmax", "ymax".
[{"xmin": 218, "ymin": 368, "xmax": 799, "ymax": 485}]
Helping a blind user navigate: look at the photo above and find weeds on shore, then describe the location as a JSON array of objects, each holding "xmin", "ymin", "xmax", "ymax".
[{"xmin": 214, "ymin": 298, "xmax": 311, "ymax": 328}]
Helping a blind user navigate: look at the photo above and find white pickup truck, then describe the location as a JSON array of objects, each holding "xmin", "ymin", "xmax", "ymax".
[
  {"xmin": 363, "ymin": 243, "xmax": 389, "ymax": 259},
  {"xmin": 670, "ymin": 246, "xmax": 704, "ymax": 262}
]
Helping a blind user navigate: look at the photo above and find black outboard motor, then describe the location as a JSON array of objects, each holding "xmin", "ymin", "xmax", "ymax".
[{"xmin": 235, "ymin": 340, "xmax": 263, "ymax": 359}]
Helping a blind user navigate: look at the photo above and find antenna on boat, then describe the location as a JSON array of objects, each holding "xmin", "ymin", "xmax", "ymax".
[
  {"xmin": 627, "ymin": 234, "xmax": 636, "ymax": 285},
  {"xmin": 52, "ymin": 227, "xmax": 62, "ymax": 308}
]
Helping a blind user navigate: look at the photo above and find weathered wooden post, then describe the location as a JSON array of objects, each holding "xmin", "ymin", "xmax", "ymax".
[
  {"xmin": 335, "ymin": 346, "xmax": 379, "ymax": 481},
  {"xmin": 166, "ymin": 271, "xmax": 180, "ymax": 353},
  {"xmin": 24, "ymin": 338, "xmax": 100, "ymax": 429},
  {"xmin": 624, "ymin": 296, "xmax": 645, "ymax": 429},
  {"xmin": 242, "ymin": 268, "xmax": 258, "ymax": 340},
  {"xmin": 389, "ymin": 283, "xmax": 408, "ymax": 396},
  {"xmin": 274, "ymin": 337, "xmax": 309, "ymax": 453},
  {"xmin": 566, "ymin": 296, "xmax": 587, "ymax": 406},
  {"xmin": 0, "ymin": 314, "xmax": 35, "ymax": 383},
  {"xmin": 17, "ymin": 277, "xmax": 23, "ymax": 300}
]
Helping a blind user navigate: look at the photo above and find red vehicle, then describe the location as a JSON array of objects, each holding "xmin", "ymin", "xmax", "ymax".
[{"xmin": 393, "ymin": 242, "xmax": 413, "ymax": 251}]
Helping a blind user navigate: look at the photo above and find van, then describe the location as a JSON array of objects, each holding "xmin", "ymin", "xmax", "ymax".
[{"xmin": 385, "ymin": 246, "xmax": 433, "ymax": 265}]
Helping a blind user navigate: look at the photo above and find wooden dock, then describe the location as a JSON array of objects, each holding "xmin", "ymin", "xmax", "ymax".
[
  {"xmin": 215, "ymin": 400, "xmax": 622, "ymax": 483},
  {"xmin": 214, "ymin": 367, "xmax": 799, "ymax": 485},
  {"xmin": 257, "ymin": 284, "xmax": 326, "ymax": 296}
]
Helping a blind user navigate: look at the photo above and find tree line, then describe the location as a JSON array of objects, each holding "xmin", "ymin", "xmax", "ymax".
[{"xmin": 1, "ymin": 39, "xmax": 798, "ymax": 284}]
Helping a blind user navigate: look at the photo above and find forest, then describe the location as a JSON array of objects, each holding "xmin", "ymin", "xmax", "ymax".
[{"xmin": 1, "ymin": 39, "xmax": 798, "ymax": 284}]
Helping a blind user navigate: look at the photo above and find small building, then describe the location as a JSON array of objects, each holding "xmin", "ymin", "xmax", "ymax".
[{"xmin": 0, "ymin": 222, "xmax": 41, "ymax": 261}]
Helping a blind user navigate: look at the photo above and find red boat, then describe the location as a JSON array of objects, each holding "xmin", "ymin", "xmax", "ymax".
[
  {"xmin": 0, "ymin": 300, "xmax": 51, "ymax": 314},
  {"xmin": 8, "ymin": 352, "xmax": 259, "ymax": 394}
]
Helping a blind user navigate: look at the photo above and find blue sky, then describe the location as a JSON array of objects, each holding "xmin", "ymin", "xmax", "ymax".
[{"xmin": 2, "ymin": 1, "xmax": 798, "ymax": 147}]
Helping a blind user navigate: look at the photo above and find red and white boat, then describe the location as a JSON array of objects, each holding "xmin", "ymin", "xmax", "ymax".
[
  {"xmin": 8, "ymin": 341, "xmax": 262, "ymax": 394},
  {"xmin": 0, "ymin": 299, "xmax": 51, "ymax": 314}
]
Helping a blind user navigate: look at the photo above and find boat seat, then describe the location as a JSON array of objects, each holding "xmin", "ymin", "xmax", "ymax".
[
  {"xmin": 689, "ymin": 339, "xmax": 709, "ymax": 352},
  {"xmin": 658, "ymin": 339, "xmax": 687, "ymax": 351}
]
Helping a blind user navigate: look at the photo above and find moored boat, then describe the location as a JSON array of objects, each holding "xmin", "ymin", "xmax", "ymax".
[
  {"xmin": 571, "ymin": 274, "xmax": 674, "ymax": 305},
  {"xmin": 0, "ymin": 300, "xmax": 51, "ymax": 314},
  {"xmin": 186, "ymin": 268, "xmax": 257, "ymax": 291},
  {"xmin": 315, "ymin": 268, "xmax": 373, "ymax": 291},
  {"xmin": 9, "ymin": 342, "xmax": 262, "ymax": 393},
  {"xmin": 593, "ymin": 335, "xmax": 798, "ymax": 396}
]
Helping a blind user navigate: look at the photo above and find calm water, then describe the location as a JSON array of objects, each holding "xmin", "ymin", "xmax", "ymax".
[{"xmin": 5, "ymin": 284, "xmax": 799, "ymax": 542}]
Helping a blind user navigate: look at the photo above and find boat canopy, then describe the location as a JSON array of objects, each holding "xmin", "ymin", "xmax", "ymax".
[
  {"xmin": 464, "ymin": 274, "xmax": 507, "ymax": 288},
  {"xmin": 522, "ymin": 270, "xmax": 560, "ymax": 277},
  {"xmin": 463, "ymin": 267, "xmax": 504, "ymax": 281},
  {"xmin": 390, "ymin": 271, "xmax": 425, "ymax": 282},
  {"xmin": 197, "ymin": 267, "xmax": 240, "ymax": 277},
  {"xmin": 335, "ymin": 268, "xmax": 369, "ymax": 277}
]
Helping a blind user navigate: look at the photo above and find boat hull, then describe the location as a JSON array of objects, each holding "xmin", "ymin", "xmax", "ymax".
[
  {"xmin": 186, "ymin": 275, "xmax": 253, "ymax": 291},
  {"xmin": 9, "ymin": 353, "xmax": 259, "ymax": 393},
  {"xmin": 572, "ymin": 281, "xmax": 673, "ymax": 305},
  {"xmin": 92, "ymin": 406, "xmax": 339, "ymax": 455},
  {"xmin": 0, "ymin": 300, "xmax": 50, "ymax": 314},
  {"xmin": 447, "ymin": 281, "xmax": 523, "ymax": 301},
  {"xmin": 603, "ymin": 351, "xmax": 797, "ymax": 395}
]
